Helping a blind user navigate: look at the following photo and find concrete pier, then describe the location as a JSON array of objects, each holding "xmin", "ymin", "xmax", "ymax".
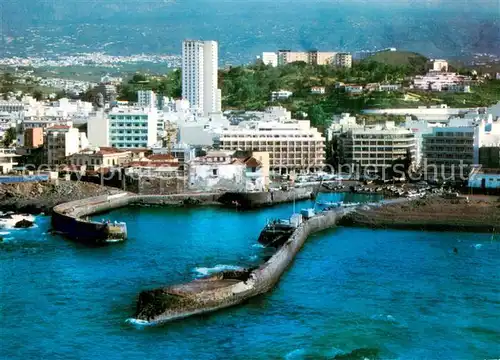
[
  {"xmin": 134, "ymin": 207, "xmax": 352, "ymax": 323},
  {"xmin": 51, "ymin": 189, "xmax": 316, "ymax": 244}
]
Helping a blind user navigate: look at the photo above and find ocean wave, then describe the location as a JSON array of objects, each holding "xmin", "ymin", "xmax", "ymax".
[
  {"xmin": 193, "ymin": 264, "xmax": 243, "ymax": 277},
  {"xmin": 249, "ymin": 255, "xmax": 258, "ymax": 261},
  {"xmin": 472, "ymin": 244, "xmax": 483, "ymax": 249},
  {"xmin": 370, "ymin": 313, "xmax": 407, "ymax": 327},
  {"xmin": 0, "ymin": 214, "xmax": 36, "ymax": 230},
  {"xmin": 0, "ymin": 231, "xmax": 11, "ymax": 235},
  {"xmin": 252, "ymin": 244, "xmax": 264, "ymax": 249},
  {"xmin": 125, "ymin": 318, "xmax": 153, "ymax": 327},
  {"xmin": 285, "ymin": 348, "xmax": 307, "ymax": 359}
]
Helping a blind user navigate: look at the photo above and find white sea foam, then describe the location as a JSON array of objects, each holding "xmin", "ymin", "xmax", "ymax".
[
  {"xmin": 0, "ymin": 231, "xmax": 11, "ymax": 235},
  {"xmin": 473, "ymin": 243, "xmax": 483, "ymax": 249},
  {"xmin": 0, "ymin": 214, "xmax": 36, "ymax": 229},
  {"xmin": 371, "ymin": 313, "xmax": 407, "ymax": 327},
  {"xmin": 252, "ymin": 244, "xmax": 264, "ymax": 249},
  {"xmin": 125, "ymin": 318, "xmax": 153, "ymax": 327},
  {"xmin": 193, "ymin": 265, "xmax": 243, "ymax": 277},
  {"xmin": 285, "ymin": 348, "xmax": 307, "ymax": 359}
]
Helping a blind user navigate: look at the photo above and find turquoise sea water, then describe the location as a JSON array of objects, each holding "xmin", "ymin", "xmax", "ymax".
[{"xmin": 1, "ymin": 193, "xmax": 499, "ymax": 359}]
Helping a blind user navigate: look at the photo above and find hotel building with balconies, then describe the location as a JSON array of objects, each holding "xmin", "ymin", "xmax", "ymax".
[
  {"xmin": 219, "ymin": 120, "xmax": 325, "ymax": 175},
  {"xmin": 338, "ymin": 122, "xmax": 416, "ymax": 174}
]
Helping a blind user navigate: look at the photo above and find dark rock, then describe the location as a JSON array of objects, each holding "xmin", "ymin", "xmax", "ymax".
[
  {"xmin": 0, "ymin": 236, "xmax": 3, "ymax": 242},
  {"xmin": 334, "ymin": 348, "xmax": 380, "ymax": 360},
  {"xmin": 14, "ymin": 219, "xmax": 34, "ymax": 228},
  {"xmin": 182, "ymin": 198, "xmax": 201, "ymax": 206}
]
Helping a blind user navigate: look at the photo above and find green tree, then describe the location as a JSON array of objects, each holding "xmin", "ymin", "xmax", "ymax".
[
  {"xmin": 2, "ymin": 127, "xmax": 17, "ymax": 147},
  {"xmin": 32, "ymin": 90, "xmax": 44, "ymax": 101},
  {"xmin": 308, "ymin": 104, "xmax": 328, "ymax": 128}
]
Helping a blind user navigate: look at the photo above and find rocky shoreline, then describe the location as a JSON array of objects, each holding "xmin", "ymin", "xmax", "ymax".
[
  {"xmin": 339, "ymin": 195, "xmax": 500, "ymax": 233},
  {"xmin": 0, "ymin": 181, "xmax": 122, "ymax": 215}
]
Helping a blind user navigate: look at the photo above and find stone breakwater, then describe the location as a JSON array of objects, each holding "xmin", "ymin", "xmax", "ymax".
[
  {"xmin": 50, "ymin": 187, "xmax": 316, "ymax": 244},
  {"xmin": 218, "ymin": 187, "xmax": 315, "ymax": 209},
  {"xmin": 51, "ymin": 193, "xmax": 222, "ymax": 243},
  {"xmin": 0, "ymin": 181, "xmax": 121, "ymax": 214},
  {"xmin": 134, "ymin": 208, "xmax": 352, "ymax": 324}
]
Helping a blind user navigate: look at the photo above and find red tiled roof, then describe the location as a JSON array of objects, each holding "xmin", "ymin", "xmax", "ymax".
[
  {"xmin": 123, "ymin": 148, "xmax": 150, "ymax": 153},
  {"xmin": 244, "ymin": 156, "xmax": 262, "ymax": 168},
  {"xmin": 127, "ymin": 161, "xmax": 179, "ymax": 168},
  {"xmin": 147, "ymin": 154, "xmax": 177, "ymax": 161},
  {"xmin": 47, "ymin": 125, "xmax": 71, "ymax": 130},
  {"xmin": 98, "ymin": 147, "xmax": 127, "ymax": 155}
]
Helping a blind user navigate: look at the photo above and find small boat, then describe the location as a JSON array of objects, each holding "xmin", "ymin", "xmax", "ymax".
[{"xmin": 318, "ymin": 201, "xmax": 343, "ymax": 208}]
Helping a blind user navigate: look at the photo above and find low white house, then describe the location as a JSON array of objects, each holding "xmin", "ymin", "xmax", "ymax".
[
  {"xmin": 0, "ymin": 148, "xmax": 20, "ymax": 174},
  {"xmin": 188, "ymin": 151, "xmax": 245, "ymax": 191},
  {"xmin": 187, "ymin": 151, "xmax": 268, "ymax": 191},
  {"xmin": 344, "ymin": 85, "xmax": 364, "ymax": 94},
  {"xmin": 311, "ymin": 86, "xmax": 326, "ymax": 95},
  {"xmin": 271, "ymin": 90, "xmax": 293, "ymax": 102}
]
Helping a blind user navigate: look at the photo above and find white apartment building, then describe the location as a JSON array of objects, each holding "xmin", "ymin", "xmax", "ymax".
[
  {"xmin": 413, "ymin": 72, "xmax": 472, "ymax": 92},
  {"xmin": 0, "ymin": 100, "xmax": 24, "ymax": 113},
  {"xmin": 45, "ymin": 125, "xmax": 88, "ymax": 165},
  {"xmin": 182, "ymin": 40, "xmax": 221, "ymax": 116},
  {"xmin": 219, "ymin": 120, "xmax": 325, "ymax": 174},
  {"xmin": 87, "ymin": 107, "xmax": 158, "ymax": 149},
  {"xmin": 422, "ymin": 119, "xmax": 500, "ymax": 179},
  {"xmin": 335, "ymin": 53, "xmax": 353, "ymax": 68},
  {"xmin": 0, "ymin": 148, "xmax": 21, "ymax": 174},
  {"xmin": 327, "ymin": 113, "xmax": 361, "ymax": 141},
  {"xmin": 261, "ymin": 52, "xmax": 278, "ymax": 67},
  {"xmin": 338, "ymin": 122, "xmax": 416, "ymax": 174},
  {"xmin": 428, "ymin": 59, "xmax": 449, "ymax": 72},
  {"xmin": 137, "ymin": 90, "xmax": 157, "ymax": 109}
]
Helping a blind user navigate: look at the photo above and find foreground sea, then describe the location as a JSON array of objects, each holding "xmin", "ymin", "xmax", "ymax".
[{"xmin": 1, "ymin": 193, "xmax": 499, "ymax": 359}]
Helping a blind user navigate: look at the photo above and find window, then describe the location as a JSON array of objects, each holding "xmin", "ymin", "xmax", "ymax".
[{"xmin": 212, "ymin": 169, "xmax": 218, "ymax": 176}]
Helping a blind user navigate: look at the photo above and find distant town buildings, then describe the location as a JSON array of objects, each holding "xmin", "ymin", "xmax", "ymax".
[
  {"xmin": 259, "ymin": 50, "xmax": 352, "ymax": 68},
  {"xmin": 413, "ymin": 72, "xmax": 472, "ymax": 92},
  {"xmin": 182, "ymin": 40, "xmax": 221, "ymax": 116}
]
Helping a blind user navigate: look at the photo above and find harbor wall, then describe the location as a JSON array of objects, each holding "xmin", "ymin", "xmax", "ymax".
[
  {"xmin": 51, "ymin": 187, "xmax": 319, "ymax": 244},
  {"xmin": 218, "ymin": 187, "xmax": 315, "ymax": 209},
  {"xmin": 251, "ymin": 209, "xmax": 347, "ymax": 292},
  {"xmin": 51, "ymin": 192, "xmax": 221, "ymax": 243},
  {"xmin": 135, "ymin": 208, "xmax": 350, "ymax": 323}
]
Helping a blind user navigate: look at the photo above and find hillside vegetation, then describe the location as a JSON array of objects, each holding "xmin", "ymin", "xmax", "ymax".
[
  {"xmin": 363, "ymin": 51, "xmax": 428, "ymax": 69},
  {"xmin": 115, "ymin": 53, "xmax": 500, "ymax": 130}
]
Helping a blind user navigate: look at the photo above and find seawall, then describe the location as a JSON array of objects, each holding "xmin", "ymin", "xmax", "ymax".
[
  {"xmin": 218, "ymin": 187, "xmax": 315, "ymax": 209},
  {"xmin": 51, "ymin": 193, "xmax": 222, "ymax": 243},
  {"xmin": 134, "ymin": 207, "xmax": 351, "ymax": 323},
  {"xmin": 51, "ymin": 188, "xmax": 316, "ymax": 243}
]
